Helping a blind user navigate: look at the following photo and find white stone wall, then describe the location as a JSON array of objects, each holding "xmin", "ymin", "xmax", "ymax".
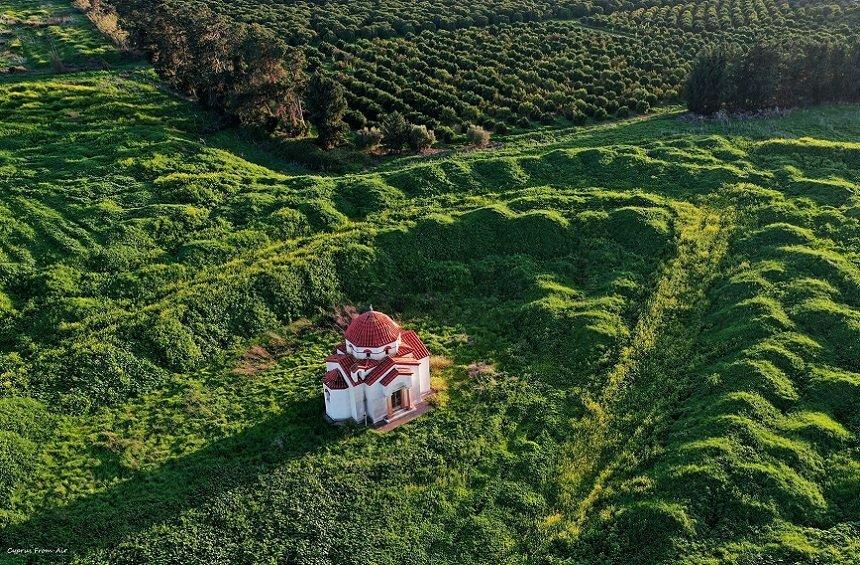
[
  {"xmin": 366, "ymin": 383, "xmax": 389, "ymax": 424},
  {"xmin": 382, "ymin": 373, "xmax": 417, "ymax": 406},
  {"xmin": 418, "ymin": 357, "xmax": 431, "ymax": 395},
  {"xmin": 345, "ymin": 337, "xmax": 400, "ymax": 361},
  {"xmin": 325, "ymin": 355, "xmax": 432, "ymax": 424},
  {"xmin": 323, "ymin": 386, "xmax": 353, "ymax": 422}
]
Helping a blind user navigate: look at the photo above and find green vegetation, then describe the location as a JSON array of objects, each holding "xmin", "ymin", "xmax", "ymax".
[
  {"xmin": 80, "ymin": 0, "xmax": 857, "ymax": 152},
  {"xmin": 685, "ymin": 39, "xmax": 860, "ymax": 115},
  {"xmin": 0, "ymin": 0, "xmax": 120, "ymax": 72},
  {"xmin": 2, "ymin": 1, "xmax": 860, "ymax": 563},
  {"xmin": 117, "ymin": 3, "xmax": 308, "ymax": 137},
  {"xmin": 1, "ymin": 59, "xmax": 859, "ymax": 562},
  {"xmin": 144, "ymin": 0, "xmax": 858, "ymax": 134},
  {"xmin": 306, "ymin": 72, "xmax": 350, "ymax": 149}
]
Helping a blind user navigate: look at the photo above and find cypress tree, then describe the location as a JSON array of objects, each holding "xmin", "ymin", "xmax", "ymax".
[
  {"xmin": 684, "ymin": 47, "xmax": 729, "ymax": 115},
  {"xmin": 306, "ymin": 72, "xmax": 350, "ymax": 149},
  {"xmin": 727, "ymin": 42, "xmax": 782, "ymax": 111},
  {"xmin": 379, "ymin": 112, "xmax": 412, "ymax": 151}
]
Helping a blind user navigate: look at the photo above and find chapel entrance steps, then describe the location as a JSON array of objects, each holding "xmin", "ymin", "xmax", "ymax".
[{"xmin": 374, "ymin": 398, "xmax": 433, "ymax": 433}]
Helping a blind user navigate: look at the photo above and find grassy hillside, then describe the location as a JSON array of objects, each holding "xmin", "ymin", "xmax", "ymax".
[
  {"xmin": 1, "ymin": 0, "xmax": 121, "ymax": 72},
  {"xmin": 1, "ymin": 62, "xmax": 859, "ymax": 563}
]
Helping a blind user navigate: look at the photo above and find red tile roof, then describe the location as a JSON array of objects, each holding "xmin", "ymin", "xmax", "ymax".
[
  {"xmin": 391, "ymin": 357, "xmax": 421, "ymax": 365},
  {"xmin": 364, "ymin": 357, "xmax": 396, "ymax": 386},
  {"xmin": 400, "ymin": 330, "xmax": 430, "ymax": 359},
  {"xmin": 327, "ymin": 354, "xmax": 361, "ymax": 386},
  {"xmin": 351, "ymin": 358, "xmax": 380, "ymax": 372},
  {"xmin": 327, "ymin": 354, "xmax": 352, "ymax": 374},
  {"xmin": 344, "ymin": 310, "xmax": 401, "ymax": 348},
  {"xmin": 323, "ymin": 369, "xmax": 348, "ymax": 390},
  {"xmin": 381, "ymin": 367, "xmax": 414, "ymax": 386},
  {"xmin": 323, "ymin": 313, "xmax": 430, "ymax": 390}
]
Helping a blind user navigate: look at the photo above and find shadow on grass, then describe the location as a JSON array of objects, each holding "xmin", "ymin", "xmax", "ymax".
[
  {"xmin": 206, "ymin": 127, "xmax": 374, "ymax": 176},
  {"xmin": 0, "ymin": 396, "xmax": 345, "ymax": 560}
]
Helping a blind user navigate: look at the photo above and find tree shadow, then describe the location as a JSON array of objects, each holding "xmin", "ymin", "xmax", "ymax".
[{"xmin": 0, "ymin": 396, "xmax": 345, "ymax": 559}]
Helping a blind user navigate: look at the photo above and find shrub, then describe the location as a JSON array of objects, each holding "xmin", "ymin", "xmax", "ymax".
[
  {"xmin": 407, "ymin": 124, "xmax": 436, "ymax": 152},
  {"xmin": 133, "ymin": 312, "xmax": 203, "ymax": 373},
  {"xmin": 436, "ymin": 125, "xmax": 455, "ymax": 143},
  {"xmin": 0, "ymin": 431, "xmax": 38, "ymax": 505},
  {"xmin": 34, "ymin": 340, "xmax": 167, "ymax": 413},
  {"xmin": 380, "ymin": 111, "xmax": 412, "ymax": 151},
  {"xmin": 268, "ymin": 207, "xmax": 311, "ymax": 239},
  {"xmin": 466, "ymin": 125, "xmax": 491, "ymax": 147},
  {"xmin": 344, "ymin": 109, "xmax": 367, "ymax": 129},
  {"xmin": 355, "ymin": 127, "xmax": 384, "ymax": 150},
  {"xmin": 422, "ymin": 260, "xmax": 473, "ymax": 293}
]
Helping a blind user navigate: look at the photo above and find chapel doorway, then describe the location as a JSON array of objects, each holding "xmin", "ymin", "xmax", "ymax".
[{"xmin": 391, "ymin": 389, "xmax": 405, "ymax": 411}]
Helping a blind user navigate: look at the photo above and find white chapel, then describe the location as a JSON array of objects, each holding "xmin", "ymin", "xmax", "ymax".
[{"xmin": 323, "ymin": 309, "xmax": 431, "ymax": 425}]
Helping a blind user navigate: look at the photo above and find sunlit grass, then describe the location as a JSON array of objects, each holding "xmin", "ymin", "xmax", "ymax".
[{"xmin": 0, "ymin": 66, "xmax": 858, "ymax": 563}]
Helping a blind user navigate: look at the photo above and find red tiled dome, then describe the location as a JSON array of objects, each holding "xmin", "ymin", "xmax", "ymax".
[{"xmin": 344, "ymin": 310, "xmax": 401, "ymax": 348}]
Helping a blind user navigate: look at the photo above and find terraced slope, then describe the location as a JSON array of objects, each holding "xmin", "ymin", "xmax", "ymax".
[{"xmin": 1, "ymin": 68, "xmax": 859, "ymax": 563}]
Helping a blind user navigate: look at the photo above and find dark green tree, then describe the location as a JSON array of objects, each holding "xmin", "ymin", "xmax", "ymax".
[
  {"xmin": 114, "ymin": 1, "xmax": 307, "ymax": 137},
  {"xmin": 727, "ymin": 42, "xmax": 782, "ymax": 111},
  {"xmin": 306, "ymin": 72, "xmax": 350, "ymax": 149},
  {"xmin": 188, "ymin": 11, "xmax": 237, "ymax": 110},
  {"xmin": 826, "ymin": 42, "xmax": 860, "ymax": 104},
  {"xmin": 228, "ymin": 24, "xmax": 307, "ymax": 135},
  {"xmin": 683, "ymin": 46, "xmax": 729, "ymax": 115},
  {"xmin": 379, "ymin": 111, "xmax": 412, "ymax": 151}
]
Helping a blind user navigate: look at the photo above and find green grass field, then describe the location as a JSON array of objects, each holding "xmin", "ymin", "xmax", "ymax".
[
  {"xmin": 1, "ymin": 63, "xmax": 858, "ymax": 563},
  {"xmin": 0, "ymin": 0, "xmax": 118, "ymax": 72}
]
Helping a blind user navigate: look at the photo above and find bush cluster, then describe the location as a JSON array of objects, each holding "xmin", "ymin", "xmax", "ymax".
[{"xmin": 375, "ymin": 112, "xmax": 436, "ymax": 152}]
